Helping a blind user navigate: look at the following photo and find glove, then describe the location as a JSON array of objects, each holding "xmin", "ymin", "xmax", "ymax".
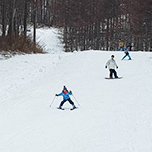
[
  {"xmin": 105, "ymin": 66, "xmax": 107, "ymax": 68},
  {"xmin": 55, "ymin": 94, "xmax": 58, "ymax": 96},
  {"xmin": 116, "ymin": 66, "xmax": 118, "ymax": 69},
  {"xmin": 70, "ymin": 90, "xmax": 72, "ymax": 93}
]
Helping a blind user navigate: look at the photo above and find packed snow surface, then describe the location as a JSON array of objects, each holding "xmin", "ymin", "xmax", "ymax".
[{"xmin": 1, "ymin": 28, "xmax": 152, "ymax": 152}]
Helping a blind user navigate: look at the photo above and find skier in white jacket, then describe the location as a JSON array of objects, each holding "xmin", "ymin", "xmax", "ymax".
[{"xmin": 105, "ymin": 55, "xmax": 118, "ymax": 78}]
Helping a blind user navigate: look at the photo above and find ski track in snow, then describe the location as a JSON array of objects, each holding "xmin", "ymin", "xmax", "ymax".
[{"xmin": 1, "ymin": 29, "xmax": 152, "ymax": 152}]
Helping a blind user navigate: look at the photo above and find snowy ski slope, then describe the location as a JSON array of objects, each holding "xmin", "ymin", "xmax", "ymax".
[{"xmin": 0, "ymin": 28, "xmax": 152, "ymax": 152}]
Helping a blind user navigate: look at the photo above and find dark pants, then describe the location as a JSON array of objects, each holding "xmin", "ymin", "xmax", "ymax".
[
  {"xmin": 59, "ymin": 98, "xmax": 74, "ymax": 108},
  {"xmin": 109, "ymin": 69, "xmax": 118, "ymax": 78},
  {"xmin": 122, "ymin": 54, "xmax": 131, "ymax": 60}
]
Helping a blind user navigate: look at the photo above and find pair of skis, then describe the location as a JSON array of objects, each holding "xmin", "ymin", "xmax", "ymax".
[
  {"xmin": 57, "ymin": 107, "xmax": 78, "ymax": 111},
  {"xmin": 50, "ymin": 94, "xmax": 80, "ymax": 111}
]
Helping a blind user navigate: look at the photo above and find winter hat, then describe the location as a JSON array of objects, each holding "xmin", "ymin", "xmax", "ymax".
[{"xmin": 63, "ymin": 86, "xmax": 68, "ymax": 91}]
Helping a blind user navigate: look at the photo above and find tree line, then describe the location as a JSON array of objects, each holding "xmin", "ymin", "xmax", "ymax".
[
  {"xmin": 51, "ymin": 0, "xmax": 152, "ymax": 51},
  {"xmin": 0, "ymin": 0, "xmax": 152, "ymax": 52}
]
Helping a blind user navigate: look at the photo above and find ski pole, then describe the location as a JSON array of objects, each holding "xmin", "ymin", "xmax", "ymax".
[
  {"xmin": 72, "ymin": 94, "xmax": 80, "ymax": 106},
  {"xmin": 49, "ymin": 96, "xmax": 57, "ymax": 107}
]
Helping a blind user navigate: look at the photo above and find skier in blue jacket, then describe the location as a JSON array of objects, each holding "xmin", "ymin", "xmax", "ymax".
[
  {"xmin": 122, "ymin": 49, "xmax": 132, "ymax": 60},
  {"xmin": 55, "ymin": 86, "xmax": 76, "ymax": 110},
  {"xmin": 122, "ymin": 43, "xmax": 132, "ymax": 60}
]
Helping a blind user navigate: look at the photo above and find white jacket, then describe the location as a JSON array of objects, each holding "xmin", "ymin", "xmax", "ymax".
[{"xmin": 106, "ymin": 59, "xmax": 118, "ymax": 69}]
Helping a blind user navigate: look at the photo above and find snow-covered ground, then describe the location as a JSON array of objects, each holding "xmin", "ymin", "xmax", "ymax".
[
  {"xmin": 1, "ymin": 28, "xmax": 152, "ymax": 152},
  {"xmin": 28, "ymin": 27, "xmax": 64, "ymax": 53}
]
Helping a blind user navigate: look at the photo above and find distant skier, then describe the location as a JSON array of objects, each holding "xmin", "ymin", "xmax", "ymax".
[
  {"xmin": 105, "ymin": 55, "xmax": 118, "ymax": 78},
  {"xmin": 122, "ymin": 43, "xmax": 132, "ymax": 60},
  {"xmin": 127, "ymin": 43, "xmax": 133, "ymax": 51},
  {"xmin": 118, "ymin": 42, "xmax": 125, "ymax": 51},
  {"xmin": 122, "ymin": 49, "xmax": 132, "ymax": 60},
  {"xmin": 55, "ymin": 86, "xmax": 76, "ymax": 110}
]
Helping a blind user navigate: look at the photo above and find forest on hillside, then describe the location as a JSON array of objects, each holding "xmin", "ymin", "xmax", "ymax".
[
  {"xmin": 0, "ymin": 0, "xmax": 152, "ymax": 52},
  {"xmin": 51, "ymin": 0, "xmax": 152, "ymax": 51},
  {"xmin": 0, "ymin": 0, "xmax": 52, "ymax": 53}
]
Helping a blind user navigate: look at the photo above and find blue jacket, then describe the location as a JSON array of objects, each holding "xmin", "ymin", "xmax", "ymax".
[{"xmin": 58, "ymin": 91, "xmax": 72, "ymax": 100}]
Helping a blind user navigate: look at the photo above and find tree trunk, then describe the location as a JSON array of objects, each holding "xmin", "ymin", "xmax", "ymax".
[
  {"xmin": 24, "ymin": 0, "xmax": 28, "ymax": 38},
  {"xmin": 33, "ymin": 2, "xmax": 37, "ymax": 44}
]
